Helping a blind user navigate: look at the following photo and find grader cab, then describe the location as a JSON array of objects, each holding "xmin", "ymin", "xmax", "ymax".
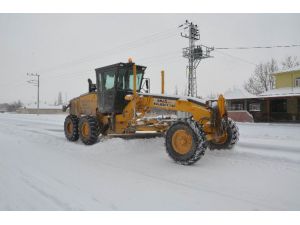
[
  {"xmin": 95, "ymin": 62, "xmax": 147, "ymax": 114},
  {"xmin": 64, "ymin": 59, "xmax": 239, "ymax": 165}
]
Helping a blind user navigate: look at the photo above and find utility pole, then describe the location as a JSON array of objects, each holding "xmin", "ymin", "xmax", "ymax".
[
  {"xmin": 27, "ymin": 73, "xmax": 40, "ymax": 115},
  {"xmin": 179, "ymin": 20, "xmax": 214, "ymax": 97}
]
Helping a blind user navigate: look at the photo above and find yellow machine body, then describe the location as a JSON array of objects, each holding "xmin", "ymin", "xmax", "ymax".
[
  {"xmin": 70, "ymin": 92, "xmax": 97, "ymax": 116},
  {"xmin": 64, "ymin": 60, "xmax": 238, "ymax": 165},
  {"xmin": 68, "ymin": 90, "xmax": 227, "ymax": 141}
]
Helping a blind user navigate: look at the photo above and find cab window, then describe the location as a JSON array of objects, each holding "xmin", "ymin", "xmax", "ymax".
[
  {"xmin": 128, "ymin": 71, "xmax": 143, "ymax": 91},
  {"xmin": 117, "ymin": 68, "xmax": 143, "ymax": 91},
  {"xmin": 101, "ymin": 70, "xmax": 115, "ymax": 91}
]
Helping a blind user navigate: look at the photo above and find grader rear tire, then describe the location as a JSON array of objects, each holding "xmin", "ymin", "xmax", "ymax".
[
  {"xmin": 79, "ymin": 116, "xmax": 99, "ymax": 145},
  {"xmin": 64, "ymin": 115, "xmax": 79, "ymax": 141},
  {"xmin": 165, "ymin": 119, "xmax": 207, "ymax": 165},
  {"xmin": 209, "ymin": 117, "xmax": 239, "ymax": 150}
]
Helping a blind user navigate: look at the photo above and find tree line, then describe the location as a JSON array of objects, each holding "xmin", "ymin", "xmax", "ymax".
[
  {"xmin": 0, "ymin": 100, "xmax": 23, "ymax": 112},
  {"xmin": 244, "ymin": 56, "xmax": 300, "ymax": 95}
]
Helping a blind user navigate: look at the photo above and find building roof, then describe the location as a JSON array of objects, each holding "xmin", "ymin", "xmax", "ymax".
[
  {"xmin": 223, "ymin": 88, "xmax": 257, "ymax": 100},
  {"xmin": 259, "ymin": 87, "xmax": 300, "ymax": 98},
  {"xmin": 24, "ymin": 103, "xmax": 63, "ymax": 109},
  {"xmin": 218, "ymin": 86, "xmax": 300, "ymax": 101},
  {"xmin": 272, "ymin": 65, "xmax": 300, "ymax": 75}
]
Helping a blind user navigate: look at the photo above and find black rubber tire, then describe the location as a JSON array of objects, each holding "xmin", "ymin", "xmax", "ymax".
[
  {"xmin": 78, "ymin": 116, "xmax": 99, "ymax": 145},
  {"xmin": 64, "ymin": 115, "xmax": 79, "ymax": 141},
  {"xmin": 95, "ymin": 119, "xmax": 102, "ymax": 137},
  {"xmin": 165, "ymin": 119, "xmax": 207, "ymax": 165},
  {"xmin": 209, "ymin": 117, "xmax": 239, "ymax": 150}
]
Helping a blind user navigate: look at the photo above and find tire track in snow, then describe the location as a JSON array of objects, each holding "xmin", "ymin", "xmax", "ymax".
[
  {"xmin": 0, "ymin": 116, "xmax": 291, "ymax": 209},
  {"xmin": 1, "ymin": 114, "xmax": 300, "ymax": 210},
  {"xmin": 238, "ymin": 141, "xmax": 300, "ymax": 154},
  {"xmin": 20, "ymin": 176, "xmax": 73, "ymax": 210},
  {"xmin": 76, "ymin": 154, "xmax": 284, "ymax": 210}
]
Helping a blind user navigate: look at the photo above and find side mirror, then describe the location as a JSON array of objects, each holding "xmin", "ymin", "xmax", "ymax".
[
  {"xmin": 62, "ymin": 104, "xmax": 70, "ymax": 112},
  {"xmin": 142, "ymin": 78, "xmax": 150, "ymax": 93},
  {"xmin": 145, "ymin": 79, "xmax": 149, "ymax": 90}
]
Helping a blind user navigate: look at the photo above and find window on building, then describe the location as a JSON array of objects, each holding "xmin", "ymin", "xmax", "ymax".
[
  {"xmin": 271, "ymin": 99, "xmax": 287, "ymax": 113},
  {"xmin": 295, "ymin": 78, "xmax": 300, "ymax": 87},
  {"xmin": 249, "ymin": 103, "xmax": 261, "ymax": 111},
  {"xmin": 229, "ymin": 103, "xmax": 243, "ymax": 111}
]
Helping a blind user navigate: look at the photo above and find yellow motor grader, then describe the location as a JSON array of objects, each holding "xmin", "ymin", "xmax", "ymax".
[{"xmin": 63, "ymin": 59, "xmax": 239, "ymax": 165}]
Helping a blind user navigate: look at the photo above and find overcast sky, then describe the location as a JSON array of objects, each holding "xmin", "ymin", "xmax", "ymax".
[{"xmin": 1, "ymin": 14, "xmax": 300, "ymax": 104}]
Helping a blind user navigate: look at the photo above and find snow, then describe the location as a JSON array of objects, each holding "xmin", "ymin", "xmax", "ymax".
[
  {"xmin": 273, "ymin": 65, "xmax": 300, "ymax": 74},
  {"xmin": 259, "ymin": 87, "xmax": 300, "ymax": 97},
  {"xmin": 23, "ymin": 103, "xmax": 63, "ymax": 109},
  {"xmin": 140, "ymin": 93, "xmax": 208, "ymax": 105},
  {"xmin": 1, "ymin": 113, "xmax": 300, "ymax": 210},
  {"xmin": 221, "ymin": 86, "xmax": 300, "ymax": 99},
  {"xmin": 186, "ymin": 96, "xmax": 208, "ymax": 104},
  {"xmin": 223, "ymin": 87, "xmax": 257, "ymax": 100}
]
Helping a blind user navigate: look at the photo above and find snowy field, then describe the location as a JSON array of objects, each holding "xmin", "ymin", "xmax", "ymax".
[{"xmin": 0, "ymin": 113, "xmax": 300, "ymax": 211}]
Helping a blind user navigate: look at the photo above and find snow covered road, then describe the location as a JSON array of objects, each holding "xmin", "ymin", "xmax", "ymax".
[{"xmin": 0, "ymin": 113, "xmax": 300, "ymax": 210}]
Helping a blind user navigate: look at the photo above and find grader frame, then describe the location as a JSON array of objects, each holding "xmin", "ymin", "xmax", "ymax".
[{"xmin": 64, "ymin": 59, "xmax": 239, "ymax": 165}]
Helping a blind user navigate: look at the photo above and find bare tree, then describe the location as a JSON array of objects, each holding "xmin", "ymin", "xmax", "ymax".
[
  {"xmin": 244, "ymin": 56, "xmax": 300, "ymax": 95},
  {"xmin": 282, "ymin": 56, "xmax": 300, "ymax": 70},
  {"xmin": 244, "ymin": 58, "xmax": 278, "ymax": 95},
  {"xmin": 5, "ymin": 100, "xmax": 23, "ymax": 112}
]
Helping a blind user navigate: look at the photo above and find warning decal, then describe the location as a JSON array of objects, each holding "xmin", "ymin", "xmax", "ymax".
[{"xmin": 153, "ymin": 98, "xmax": 176, "ymax": 108}]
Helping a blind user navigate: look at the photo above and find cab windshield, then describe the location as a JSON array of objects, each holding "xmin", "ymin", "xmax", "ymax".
[{"xmin": 117, "ymin": 68, "xmax": 143, "ymax": 92}]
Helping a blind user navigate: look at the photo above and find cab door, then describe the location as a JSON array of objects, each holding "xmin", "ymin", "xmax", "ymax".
[
  {"xmin": 114, "ymin": 66, "xmax": 132, "ymax": 113},
  {"xmin": 97, "ymin": 69, "xmax": 116, "ymax": 113}
]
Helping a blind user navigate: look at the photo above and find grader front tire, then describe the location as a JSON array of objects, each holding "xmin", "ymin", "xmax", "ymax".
[
  {"xmin": 165, "ymin": 119, "xmax": 207, "ymax": 165},
  {"xmin": 209, "ymin": 117, "xmax": 239, "ymax": 150},
  {"xmin": 79, "ymin": 116, "xmax": 99, "ymax": 145}
]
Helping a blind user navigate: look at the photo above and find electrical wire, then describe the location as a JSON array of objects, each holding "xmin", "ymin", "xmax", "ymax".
[
  {"xmin": 4, "ymin": 33, "xmax": 299, "ymax": 89},
  {"xmin": 214, "ymin": 49, "xmax": 257, "ymax": 66},
  {"xmin": 215, "ymin": 44, "xmax": 300, "ymax": 50},
  {"xmin": 0, "ymin": 27, "xmax": 181, "ymax": 90},
  {"xmin": 41, "ymin": 50, "xmax": 183, "ymax": 81},
  {"xmin": 37, "ymin": 27, "xmax": 179, "ymax": 75}
]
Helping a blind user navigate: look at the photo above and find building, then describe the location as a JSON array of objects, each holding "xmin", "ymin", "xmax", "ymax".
[
  {"xmin": 258, "ymin": 66, "xmax": 300, "ymax": 122},
  {"xmin": 223, "ymin": 88, "xmax": 258, "ymax": 122},
  {"xmin": 273, "ymin": 65, "xmax": 300, "ymax": 89},
  {"xmin": 16, "ymin": 103, "xmax": 65, "ymax": 114},
  {"xmin": 0, "ymin": 104, "xmax": 8, "ymax": 113},
  {"xmin": 225, "ymin": 66, "xmax": 300, "ymax": 122}
]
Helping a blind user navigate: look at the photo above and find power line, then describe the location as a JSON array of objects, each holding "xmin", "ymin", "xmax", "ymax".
[
  {"xmin": 37, "ymin": 27, "xmax": 179, "ymax": 75},
  {"xmin": 143, "ymin": 54, "xmax": 183, "ymax": 66},
  {"xmin": 139, "ymin": 50, "xmax": 181, "ymax": 63},
  {"xmin": 214, "ymin": 50, "xmax": 257, "ymax": 66},
  {"xmin": 41, "ymin": 50, "xmax": 182, "ymax": 82},
  {"xmin": 29, "ymin": 40, "xmax": 300, "ymax": 83},
  {"xmin": 215, "ymin": 44, "xmax": 300, "ymax": 50},
  {"xmin": 36, "ymin": 32, "xmax": 177, "ymax": 80}
]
